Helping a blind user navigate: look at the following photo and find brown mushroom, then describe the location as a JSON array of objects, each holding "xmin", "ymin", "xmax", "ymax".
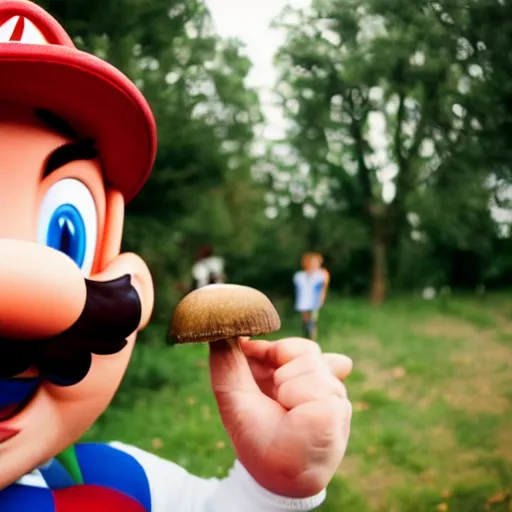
[{"xmin": 169, "ymin": 284, "xmax": 281, "ymax": 349}]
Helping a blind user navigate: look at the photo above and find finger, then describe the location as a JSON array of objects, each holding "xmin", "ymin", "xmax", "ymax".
[
  {"xmin": 209, "ymin": 339, "xmax": 261, "ymax": 396},
  {"xmin": 246, "ymin": 357, "xmax": 276, "ymax": 397},
  {"xmin": 247, "ymin": 357, "xmax": 275, "ymax": 383},
  {"xmin": 276, "ymin": 373, "xmax": 347, "ymax": 410},
  {"xmin": 239, "ymin": 338, "xmax": 272, "ymax": 360},
  {"xmin": 292, "ymin": 397, "xmax": 352, "ymax": 443},
  {"xmin": 274, "ymin": 353, "xmax": 327, "ymax": 388},
  {"xmin": 289, "ymin": 397, "xmax": 352, "ymax": 460},
  {"xmin": 323, "ymin": 353, "xmax": 353, "ymax": 381},
  {"xmin": 240, "ymin": 337, "xmax": 321, "ymax": 368}
]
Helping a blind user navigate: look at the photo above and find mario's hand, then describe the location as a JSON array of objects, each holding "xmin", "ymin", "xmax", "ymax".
[{"xmin": 209, "ymin": 337, "xmax": 352, "ymax": 499}]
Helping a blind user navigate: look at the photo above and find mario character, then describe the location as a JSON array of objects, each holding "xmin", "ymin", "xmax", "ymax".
[{"xmin": 0, "ymin": 1, "xmax": 353, "ymax": 511}]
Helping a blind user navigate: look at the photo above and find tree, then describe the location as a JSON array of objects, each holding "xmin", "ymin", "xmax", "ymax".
[
  {"xmin": 273, "ymin": 0, "xmax": 492, "ymax": 302},
  {"xmin": 426, "ymin": 0, "xmax": 512, "ymax": 186}
]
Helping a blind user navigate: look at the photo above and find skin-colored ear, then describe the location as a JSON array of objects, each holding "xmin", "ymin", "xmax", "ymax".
[
  {"xmin": 93, "ymin": 188, "xmax": 154, "ymax": 329},
  {"xmin": 95, "ymin": 189, "xmax": 124, "ymax": 272}
]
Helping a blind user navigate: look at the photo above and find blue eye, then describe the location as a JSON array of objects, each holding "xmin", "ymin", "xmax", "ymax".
[
  {"xmin": 37, "ymin": 179, "xmax": 98, "ymax": 276},
  {"xmin": 46, "ymin": 204, "xmax": 87, "ymax": 267}
]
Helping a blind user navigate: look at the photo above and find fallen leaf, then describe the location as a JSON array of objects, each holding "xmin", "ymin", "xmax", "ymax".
[
  {"xmin": 216, "ymin": 440, "xmax": 226, "ymax": 449},
  {"xmin": 487, "ymin": 491, "xmax": 508, "ymax": 504},
  {"xmin": 354, "ymin": 401, "xmax": 370, "ymax": 412},
  {"xmin": 441, "ymin": 490, "xmax": 452, "ymax": 500},
  {"xmin": 187, "ymin": 396, "xmax": 197, "ymax": 405},
  {"xmin": 392, "ymin": 366, "xmax": 406, "ymax": 378},
  {"xmin": 152, "ymin": 438, "xmax": 164, "ymax": 449},
  {"xmin": 419, "ymin": 469, "xmax": 436, "ymax": 482},
  {"xmin": 436, "ymin": 503, "xmax": 448, "ymax": 511}
]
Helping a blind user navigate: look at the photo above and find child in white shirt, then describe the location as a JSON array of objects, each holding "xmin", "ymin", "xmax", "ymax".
[{"xmin": 293, "ymin": 253, "xmax": 331, "ymax": 340}]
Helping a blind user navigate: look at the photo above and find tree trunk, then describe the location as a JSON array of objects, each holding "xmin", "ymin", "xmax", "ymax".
[{"xmin": 370, "ymin": 231, "xmax": 387, "ymax": 305}]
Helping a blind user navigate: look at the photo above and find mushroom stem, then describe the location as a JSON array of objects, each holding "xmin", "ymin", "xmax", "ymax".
[
  {"xmin": 210, "ymin": 336, "xmax": 243, "ymax": 353},
  {"xmin": 226, "ymin": 336, "xmax": 242, "ymax": 352}
]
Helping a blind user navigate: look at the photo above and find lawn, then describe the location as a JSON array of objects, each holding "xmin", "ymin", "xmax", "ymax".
[{"xmin": 85, "ymin": 292, "xmax": 512, "ymax": 511}]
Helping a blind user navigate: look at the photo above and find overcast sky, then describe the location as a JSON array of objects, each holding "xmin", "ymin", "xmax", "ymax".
[{"xmin": 205, "ymin": 0, "xmax": 309, "ymax": 140}]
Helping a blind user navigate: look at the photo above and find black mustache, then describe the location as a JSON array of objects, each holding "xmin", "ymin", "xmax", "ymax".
[{"xmin": 0, "ymin": 275, "xmax": 141, "ymax": 386}]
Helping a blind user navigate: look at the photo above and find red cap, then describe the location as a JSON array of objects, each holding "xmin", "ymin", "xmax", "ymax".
[{"xmin": 0, "ymin": 0, "xmax": 157, "ymax": 203}]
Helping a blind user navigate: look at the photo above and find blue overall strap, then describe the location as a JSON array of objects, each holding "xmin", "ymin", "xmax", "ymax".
[
  {"xmin": 74, "ymin": 443, "xmax": 152, "ymax": 511},
  {"xmin": 0, "ymin": 484, "xmax": 55, "ymax": 512},
  {"xmin": 38, "ymin": 459, "xmax": 76, "ymax": 490}
]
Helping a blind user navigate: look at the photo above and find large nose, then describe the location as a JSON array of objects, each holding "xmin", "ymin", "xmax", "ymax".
[{"xmin": 0, "ymin": 239, "xmax": 87, "ymax": 339}]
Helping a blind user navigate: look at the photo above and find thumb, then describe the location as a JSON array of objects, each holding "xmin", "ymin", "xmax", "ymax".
[
  {"xmin": 209, "ymin": 339, "xmax": 285, "ymax": 459},
  {"xmin": 209, "ymin": 338, "xmax": 261, "ymax": 396}
]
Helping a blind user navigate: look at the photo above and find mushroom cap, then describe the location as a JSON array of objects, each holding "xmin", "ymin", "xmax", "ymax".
[{"xmin": 169, "ymin": 284, "xmax": 281, "ymax": 344}]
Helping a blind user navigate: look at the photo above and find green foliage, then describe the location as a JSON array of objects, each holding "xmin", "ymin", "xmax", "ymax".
[
  {"xmin": 428, "ymin": 0, "xmax": 512, "ymax": 184},
  {"xmin": 272, "ymin": 0, "xmax": 511, "ymax": 296}
]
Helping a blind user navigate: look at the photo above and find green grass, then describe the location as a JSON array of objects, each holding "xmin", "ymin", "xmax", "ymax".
[{"xmin": 86, "ymin": 292, "xmax": 512, "ymax": 511}]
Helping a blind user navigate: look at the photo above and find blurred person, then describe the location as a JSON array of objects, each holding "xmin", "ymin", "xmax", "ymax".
[
  {"xmin": 293, "ymin": 252, "xmax": 331, "ymax": 340},
  {"xmin": 191, "ymin": 245, "xmax": 225, "ymax": 290}
]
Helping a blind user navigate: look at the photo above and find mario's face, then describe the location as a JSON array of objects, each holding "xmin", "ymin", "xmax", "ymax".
[{"xmin": 0, "ymin": 100, "xmax": 153, "ymax": 488}]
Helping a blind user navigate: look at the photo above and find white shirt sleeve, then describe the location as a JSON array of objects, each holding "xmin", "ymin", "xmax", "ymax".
[
  {"xmin": 206, "ymin": 257, "xmax": 224, "ymax": 278},
  {"xmin": 110, "ymin": 442, "xmax": 326, "ymax": 512},
  {"xmin": 191, "ymin": 261, "xmax": 209, "ymax": 288}
]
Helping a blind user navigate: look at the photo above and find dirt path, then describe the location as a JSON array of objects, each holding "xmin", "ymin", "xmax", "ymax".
[{"xmin": 337, "ymin": 308, "xmax": 512, "ymax": 511}]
